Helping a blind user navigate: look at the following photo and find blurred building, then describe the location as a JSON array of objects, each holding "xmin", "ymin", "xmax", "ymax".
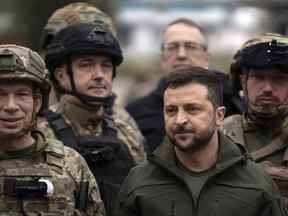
[
  {"xmin": 116, "ymin": 0, "xmax": 272, "ymax": 61},
  {"xmin": 113, "ymin": 0, "xmax": 283, "ymax": 105}
]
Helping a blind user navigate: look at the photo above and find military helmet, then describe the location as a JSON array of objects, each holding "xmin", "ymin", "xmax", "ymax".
[
  {"xmin": 0, "ymin": 44, "xmax": 50, "ymax": 111},
  {"xmin": 230, "ymin": 33, "xmax": 288, "ymax": 91},
  {"xmin": 41, "ymin": 2, "xmax": 117, "ymax": 50},
  {"xmin": 45, "ymin": 22, "xmax": 123, "ymax": 75},
  {"xmin": 0, "ymin": 44, "xmax": 50, "ymax": 91}
]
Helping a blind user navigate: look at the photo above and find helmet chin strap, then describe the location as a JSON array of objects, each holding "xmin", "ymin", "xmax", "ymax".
[
  {"xmin": 246, "ymin": 105, "xmax": 288, "ymax": 130},
  {"xmin": 58, "ymin": 57, "xmax": 116, "ymax": 109},
  {"xmin": 247, "ymin": 102, "xmax": 288, "ymax": 118},
  {"xmin": 243, "ymin": 71, "xmax": 288, "ymax": 128}
]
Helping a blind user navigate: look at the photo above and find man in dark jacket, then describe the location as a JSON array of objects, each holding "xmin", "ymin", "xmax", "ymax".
[
  {"xmin": 126, "ymin": 18, "xmax": 244, "ymax": 151},
  {"xmin": 223, "ymin": 33, "xmax": 288, "ymax": 205},
  {"xmin": 116, "ymin": 66, "xmax": 285, "ymax": 216}
]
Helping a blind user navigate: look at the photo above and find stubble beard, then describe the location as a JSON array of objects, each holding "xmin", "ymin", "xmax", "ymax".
[{"xmin": 170, "ymin": 122, "xmax": 216, "ymax": 154}]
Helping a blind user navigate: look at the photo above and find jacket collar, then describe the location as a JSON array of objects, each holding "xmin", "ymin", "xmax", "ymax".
[{"xmin": 149, "ymin": 131, "xmax": 248, "ymax": 177}]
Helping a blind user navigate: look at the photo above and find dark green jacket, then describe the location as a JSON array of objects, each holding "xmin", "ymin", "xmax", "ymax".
[{"xmin": 115, "ymin": 131, "xmax": 286, "ymax": 216}]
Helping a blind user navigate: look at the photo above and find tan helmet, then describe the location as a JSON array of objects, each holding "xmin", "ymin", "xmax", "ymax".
[
  {"xmin": 0, "ymin": 44, "xmax": 50, "ymax": 111},
  {"xmin": 230, "ymin": 33, "xmax": 288, "ymax": 92},
  {"xmin": 41, "ymin": 2, "xmax": 117, "ymax": 50},
  {"xmin": 230, "ymin": 33, "xmax": 288, "ymax": 120}
]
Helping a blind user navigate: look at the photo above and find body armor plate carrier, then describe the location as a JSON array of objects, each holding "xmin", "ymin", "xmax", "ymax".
[{"xmin": 43, "ymin": 110, "xmax": 135, "ymax": 216}]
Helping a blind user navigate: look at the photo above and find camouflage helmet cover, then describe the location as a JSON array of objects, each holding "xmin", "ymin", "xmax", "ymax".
[
  {"xmin": 41, "ymin": 2, "xmax": 117, "ymax": 49},
  {"xmin": 0, "ymin": 44, "xmax": 50, "ymax": 92},
  {"xmin": 230, "ymin": 33, "xmax": 288, "ymax": 91}
]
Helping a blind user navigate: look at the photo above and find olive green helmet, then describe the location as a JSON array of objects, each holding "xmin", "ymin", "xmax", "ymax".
[
  {"xmin": 41, "ymin": 2, "xmax": 117, "ymax": 50},
  {"xmin": 0, "ymin": 44, "xmax": 50, "ymax": 111},
  {"xmin": 230, "ymin": 33, "xmax": 288, "ymax": 92}
]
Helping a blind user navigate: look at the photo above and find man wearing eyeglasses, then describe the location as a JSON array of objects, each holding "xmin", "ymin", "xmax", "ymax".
[
  {"xmin": 126, "ymin": 18, "xmax": 244, "ymax": 151},
  {"xmin": 160, "ymin": 19, "xmax": 209, "ymax": 71}
]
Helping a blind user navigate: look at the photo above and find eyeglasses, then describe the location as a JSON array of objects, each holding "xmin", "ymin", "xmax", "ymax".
[{"xmin": 162, "ymin": 41, "xmax": 207, "ymax": 57}]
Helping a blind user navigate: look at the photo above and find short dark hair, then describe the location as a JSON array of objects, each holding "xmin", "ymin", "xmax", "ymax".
[
  {"xmin": 164, "ymin": 66, "xmax": 223, "ymax": 107},
  {"xmin": 161, "ymin": 18, "xmax": 208, "ymax": 50}
]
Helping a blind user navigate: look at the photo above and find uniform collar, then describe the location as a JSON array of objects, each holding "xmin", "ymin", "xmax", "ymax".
[
  {"xmin": 149, "ymin": 131, "xmax": 247, "ymax": 175},
  {"xmin": 0, "ymin": 130, "xmax": 48, "ymax": 160},
  {"xmin": 58, "ymin": 99, "xmax": 104, "ymax": 130}
]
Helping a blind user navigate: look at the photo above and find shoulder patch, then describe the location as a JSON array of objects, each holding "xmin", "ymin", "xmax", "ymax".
[{"xmin": 44, "ymin": 139, "xmax": 65, "ymax": 174}]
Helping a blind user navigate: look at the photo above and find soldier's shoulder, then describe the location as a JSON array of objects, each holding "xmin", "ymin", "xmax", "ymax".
[
  {"xmin": 241, "ymin": 160, "xmax": 279, "ymax": 196},
  {"xmin": 45, "ymin": 138, "xmax": 83, "ymax": 163},
  {"xmin": 109, "ymin": 106, "xmax": 147, "ymax": 163},
  {"xmin": 37, "ymin": 117, "xmax": 58, "ymax": 139},
  {"xmin": 222, "ymin": 114, "xmax": 245, "ymax": 146},
  {"xmin": 47, "ymin": 142, "xmax": 89, "ymax": 179},
  {"xmin": 112, "ymin": 104, "xmax": 131, "ymax": 122},
  {"xmin": 49, "ymin": 102, "xmax": 62, "ymax": 113},
  {"xmin": 112, "ymin": 104, "xmax": 142, "ymax": 132},
  {"xmin": 111, "ymin": 104, "xmax": 145, "ymax": 144},
  {"xmin": 223, "ymin": 114, "xmax": 242, "ymax": 127},
  {"xmin": 222, "ymin": 114, "xmax": 242, "ymax": 133}
]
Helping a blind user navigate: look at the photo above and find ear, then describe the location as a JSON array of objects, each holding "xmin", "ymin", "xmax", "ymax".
[
  {"xmin": 203, "ymin": 51, "xmax": 211, "ymax": 69},
  {"xmin": 239, "ymin": 73, "xmax": 246, "ymax": 90},
  {"xmin": 34, "ymin": 94, "xmax": 42, "ymax": 113},
  {"xmin": 54, "ymin": 66, "xmax": 68, "ymax": 87},
  {"xmin": 215, "ymin": 106, "xmax": 226, "ymax": 127}
]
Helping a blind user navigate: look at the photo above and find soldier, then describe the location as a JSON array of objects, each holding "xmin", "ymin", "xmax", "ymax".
[
  {"xmin": 126, "ymin": 18, "xmax": 244, "ymax": 152},
  {"xmin": 40, "ymin": 2, "xmax": 147, "ymax": 155},
  {"xmin": 223, "ymin": 33, "xmax": 288, "ymax": 204},
  {"xmin": 0, "ymin": 44, "xmax": 104, "ymax": 215},
  {"xmin": 115, "ymin": 66, "xmax": 285, "ymax": 216},
  {"xmin": 40, "ymin": 22, "xmax": 142, "ymax": 216}
]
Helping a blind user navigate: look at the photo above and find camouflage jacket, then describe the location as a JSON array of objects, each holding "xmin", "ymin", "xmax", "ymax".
[
  {"xmin": 39, "ymin": 100, "xmax": 146, "ymax": 164},
  {"xmin": 111, "ymin": 104, "xmax": 147, "ymax": 163},
  {"xmin": 0, "ymin": 130, "xmax": 105, "ymax": 215},
  {"xmin": 222, "ymin": 114, "xmax": 288, "ymax": 164},
  {"xmin": 222, "ymin": 114, "xmax": 288, "ymax": 204}
]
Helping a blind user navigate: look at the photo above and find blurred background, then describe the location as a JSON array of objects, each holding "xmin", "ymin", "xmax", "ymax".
[{"xmin": 2, "ymin": 0, "xmax": 288, "ymax": 105}]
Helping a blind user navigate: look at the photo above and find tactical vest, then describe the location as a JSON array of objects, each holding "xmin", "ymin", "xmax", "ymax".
[
  {"xmin": 0, "ymin": 139, "xmax": 78, "ymax": 215},
  {"xmin": 43, "ymin": 110, "xmax": 135, "ymax": 216},
  {"xmin": 223, "ymin": 114, "xmax": 288, "ymax": 204}
]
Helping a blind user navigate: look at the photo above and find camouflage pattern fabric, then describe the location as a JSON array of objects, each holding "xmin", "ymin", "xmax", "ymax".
[
  {"xmin": 238, "ymin": 33, "xmax": 288, "ymax": 51},
  {"xmin": 112, "ymin": 104, "xmax": 146, "ymax": 163},
  {"xmin": 222, "ymin": 114, "xmax": 288, "ymax": 206},
  {"xmin": 42, "ymin": 1, "xmax": 117, "ymax": 49},
  {"xmin": 38, "ymin": 100, "xmax": 146, "ymax": 163},
  {"xmin": 0, "ymin": 131, "xmax": 105, "ymax": 215},
  {"xmin": 0, "ymin": 44, "xmax": 50, "ymax": 90}
]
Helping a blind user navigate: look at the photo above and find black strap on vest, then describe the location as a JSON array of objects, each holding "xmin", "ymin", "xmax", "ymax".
[
  {"xmin": 251, "ymin": 128, "xmax": 288, "ymax": 162},
  {"xmin": 42, "ymin": 109, "xmax": 135, "ymax": 216},
  {"xmin": 41, "ymin": 110, "xmax": 79, "ymax": 149},
  {"xmin": 41, "ymin": 110, "xmax": 121, "ymax": 149}
]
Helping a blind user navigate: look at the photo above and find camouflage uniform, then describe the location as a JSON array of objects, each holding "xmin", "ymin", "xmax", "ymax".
[
  {"xmin": 40, "ymin": 1, "xmax": 146, "ymax": 162},
  {"xmin": 42, "ymin": 22, "xmax": 145, "ymax": 216},
  {"xmin": 222, "ymin": 33, "xmax": 288, "ymax": 204},
  {"xmin": 0, "ymin": 131, "xmax": 105, "ymax": 215},
  {"xmin": 0, "ymin": 44, "xmax": 105, "ymax": 215},
  {"xmin": 39, "ymin": 101, "xmax": 146, "ymax": 163}
]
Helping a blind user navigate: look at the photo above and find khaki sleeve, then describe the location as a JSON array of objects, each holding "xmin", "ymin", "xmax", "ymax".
[
  {"xmin": 82, "ymin": 158, "xmax": 106, "ymax": 216},
  {"xmin": 64, "ymin": 146, "xmax": 106, "ymax": 216},
  {"xmin": 112, "ymin": 106, "xmax": 147, "ymax": 163}
]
